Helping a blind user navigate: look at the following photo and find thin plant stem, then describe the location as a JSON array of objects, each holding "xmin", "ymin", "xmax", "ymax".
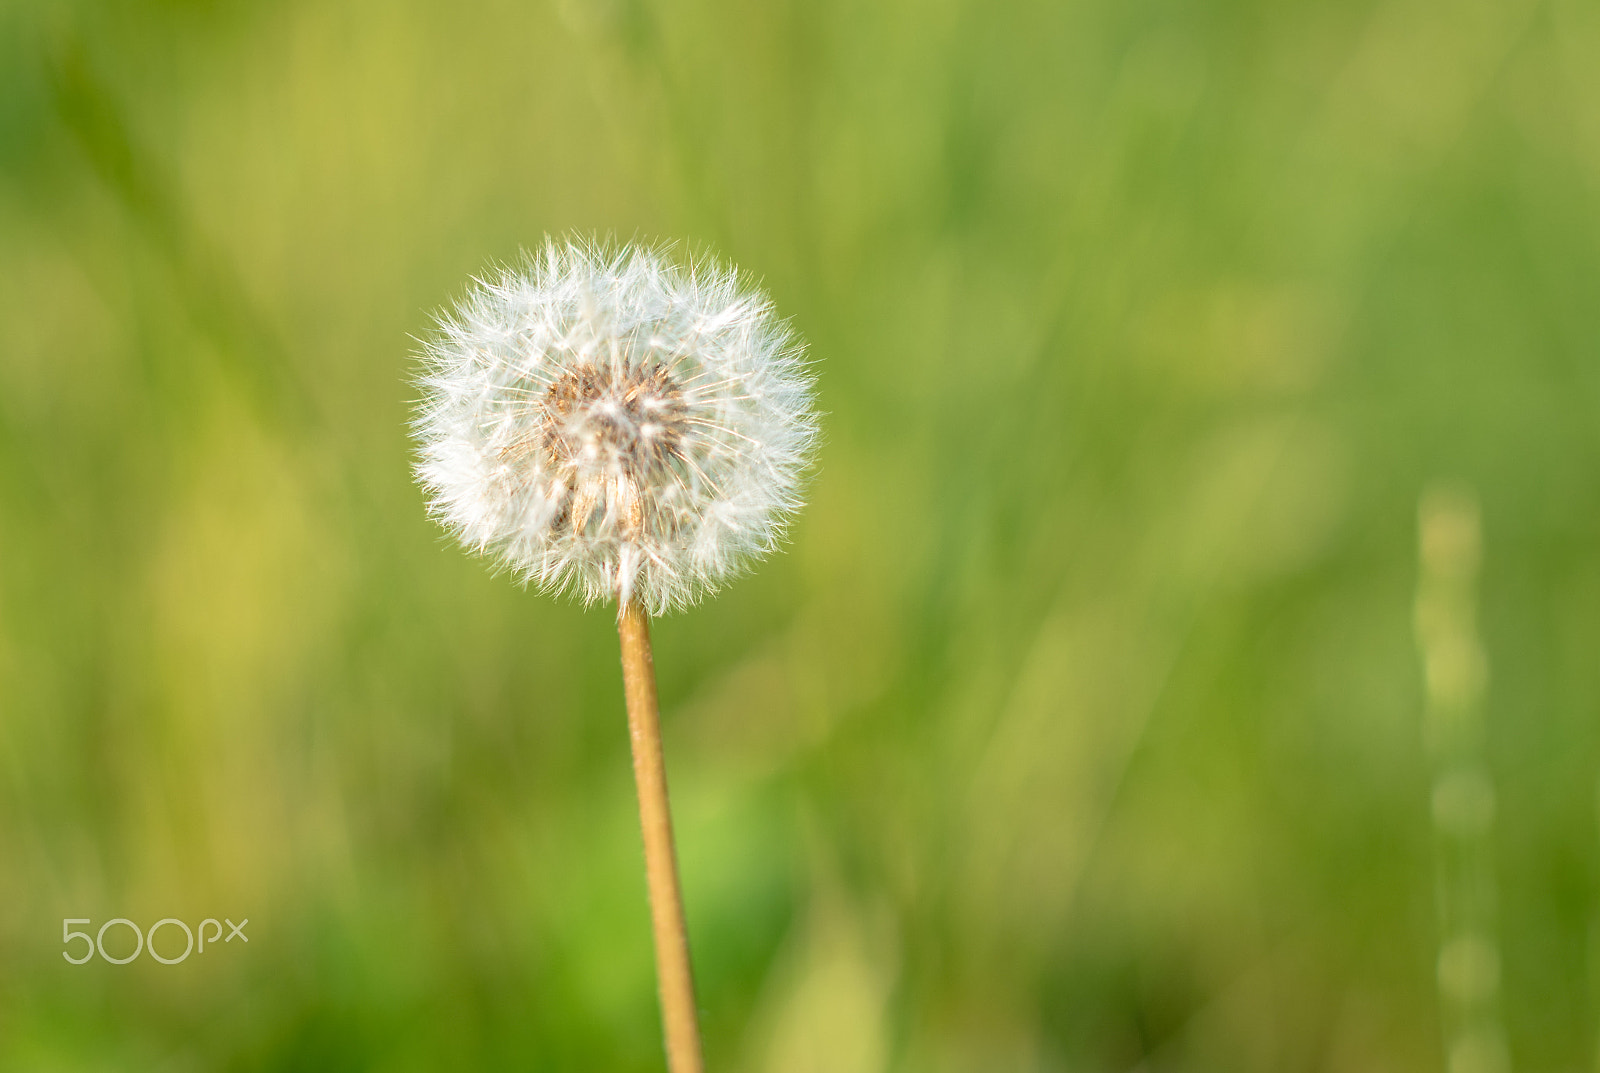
[{"xmin": 618, "ymin": 600, "xmax": 704, "ymax": 1073}]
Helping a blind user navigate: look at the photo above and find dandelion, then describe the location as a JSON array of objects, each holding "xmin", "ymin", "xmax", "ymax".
[
  {"xmin": 412, "ymin": 237, "xmax": 820, "ymax": 1073},
  {"xmin": 414, "ymin": 238, "xmax": 817, "ymax": 617}
]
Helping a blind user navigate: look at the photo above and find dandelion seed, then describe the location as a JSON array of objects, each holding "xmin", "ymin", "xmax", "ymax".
[
  {"xmin": 411, "ymin": 237, "xmax": 820, "ymax": 1073},
  {"xmin": 413, "ymin": 237, "xmax": 819, "ymax": 616}
]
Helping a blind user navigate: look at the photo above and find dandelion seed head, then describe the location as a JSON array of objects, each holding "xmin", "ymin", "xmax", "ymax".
[{"xmin": 413, "ymin": 237, "xmax": 820, "ymax": 615}]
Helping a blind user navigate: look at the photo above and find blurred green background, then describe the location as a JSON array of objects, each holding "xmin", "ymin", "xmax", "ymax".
[{"xmin": 3, "ymin": 0, "xmax": 1600, "ymax": 1069}]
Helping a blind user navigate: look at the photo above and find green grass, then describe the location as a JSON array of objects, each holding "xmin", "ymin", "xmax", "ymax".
[{"xmin": 3, "ymin": 0, "xmax": 1600, "ymax": 1069}]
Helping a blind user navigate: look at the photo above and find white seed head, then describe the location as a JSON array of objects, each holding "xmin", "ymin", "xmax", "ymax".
[{"xmin": 413, "ymin": 238, "xmax": 820, "ymax": 615}]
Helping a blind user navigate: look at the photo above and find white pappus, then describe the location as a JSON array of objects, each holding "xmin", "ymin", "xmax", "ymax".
[{"xmin": 413, "ymin": 238, "xmax": 820, "ymax": 615}]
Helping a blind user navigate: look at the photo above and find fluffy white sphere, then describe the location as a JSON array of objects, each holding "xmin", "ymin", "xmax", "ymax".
[{"xmin": 414, "ymin": 239, "xmax": 819, "ymax": 615}]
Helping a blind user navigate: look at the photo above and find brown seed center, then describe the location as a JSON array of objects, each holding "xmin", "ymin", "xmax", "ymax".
[
  {"xmin": 487, "ymin": 362, "xmax": 691, "ymax": 540},
  {"xmin": 540, "ymin": 363, "xmax": 687, "ymax": 481}
]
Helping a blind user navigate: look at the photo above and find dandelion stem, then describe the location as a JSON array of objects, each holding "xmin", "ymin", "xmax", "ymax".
[{"xmin": 618, "ymin": 601, "xmax": 704, "ymax": 1073}]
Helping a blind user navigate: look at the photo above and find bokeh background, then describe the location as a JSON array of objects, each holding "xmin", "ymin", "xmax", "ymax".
[{"xmin": 3, "ymin": 0, "xmax": 1600, "ymax": 1069}]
